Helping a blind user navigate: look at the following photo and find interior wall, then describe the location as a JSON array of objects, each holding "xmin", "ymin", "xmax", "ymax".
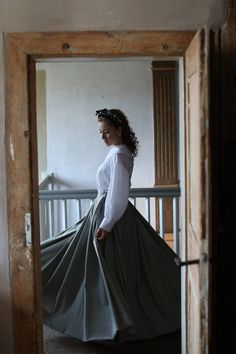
[
  {"xmin": 0, "ymin": 0, "xmax": 228, "ymax": 32},
  {"xmin": 37, "ymin": 60, "xmax": 154, "ymax": 189},
  {"xmin": 0, "ymin": 0, "xmax": 229, "ymax": 352},
  {"xmin": 0, "ymin": 29, "xmax": 14, "ymax": 354},
  {"xmin": 215, "ymin": 2, "xmax": 236, "ymax": 351},
  {"xmin": 36, "ymin": 70, "xmax": 47, "ymax": 182},
  {"xmin": 37, "ymin": 60, "xmax": 155, "ymax": 234}
]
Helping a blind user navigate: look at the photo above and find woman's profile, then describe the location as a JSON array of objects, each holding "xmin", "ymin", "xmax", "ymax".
[{"xmin": 41, "ymin": 108, "xmax": 181, "ymax": 343}]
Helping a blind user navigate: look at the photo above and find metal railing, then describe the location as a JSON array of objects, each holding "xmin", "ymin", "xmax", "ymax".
[{"xmin": 39, "ymin": 186, "xmax": 181, "ymax": 254}]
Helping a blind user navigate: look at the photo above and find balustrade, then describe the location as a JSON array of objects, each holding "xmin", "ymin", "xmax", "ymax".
[{"xmin": 39, "ymin": 185, "xmax": 180, "ymax": 254}]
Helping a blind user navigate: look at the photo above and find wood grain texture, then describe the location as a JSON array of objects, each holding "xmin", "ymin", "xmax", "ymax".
[
  {"xmin": 185, "ymin": 28, "xmax": 210, "ymax": 354},
  {"xmin": 6, "ymin": 31, "xmax": 194, "ymax": 57},
  {"xmin": 153, "ymin": 61, "xmax": 178, "ymax": 185},
  {"xmin": 5, "ymin": 36, "xmax": 43, "ymax": 354}
]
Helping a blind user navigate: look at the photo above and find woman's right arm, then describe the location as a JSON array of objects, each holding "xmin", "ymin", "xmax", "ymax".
[{"xmin": 98, "ymin": 153, "xmax": 132, "ymax": 233}]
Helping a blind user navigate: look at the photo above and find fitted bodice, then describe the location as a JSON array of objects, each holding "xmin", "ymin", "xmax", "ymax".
[{"xmin": 96, "ymin": 145, "xmax": 134, "ymax": 231}]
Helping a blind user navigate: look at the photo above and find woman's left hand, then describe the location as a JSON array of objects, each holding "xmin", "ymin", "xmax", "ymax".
[{"xmin": 96, "ymin": 228, "xmax": 109, "ymax": 240}]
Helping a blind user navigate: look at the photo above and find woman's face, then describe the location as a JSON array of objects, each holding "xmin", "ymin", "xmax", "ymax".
[{"xmin": 99, "ymin": 120, "xmax": 123, "ymax": 146}]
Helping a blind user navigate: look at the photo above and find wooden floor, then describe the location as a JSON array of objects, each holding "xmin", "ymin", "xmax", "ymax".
[{"xmin": 44, "ymin": 326, "xmax": 181, "ymax": 354}]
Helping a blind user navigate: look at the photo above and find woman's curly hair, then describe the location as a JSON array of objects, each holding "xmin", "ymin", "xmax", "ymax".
[{"xmin": 96, "ymin": 108, "xmax": 139, "ymax": 157}]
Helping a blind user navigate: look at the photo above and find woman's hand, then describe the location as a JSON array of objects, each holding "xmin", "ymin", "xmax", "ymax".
[{"xmin": 96, "ymin": 228, "xmax": 109, "ymax": 240}]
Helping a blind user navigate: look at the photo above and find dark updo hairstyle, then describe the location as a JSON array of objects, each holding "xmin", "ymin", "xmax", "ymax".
[{"xmin": 96, "ymin": 108, "xmax": 139, "ymax": 157}]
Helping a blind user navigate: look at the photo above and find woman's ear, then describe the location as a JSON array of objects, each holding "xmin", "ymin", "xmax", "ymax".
[{"xmin": 118, "ymin": 127, "xmax": 122, "ymax": 137}]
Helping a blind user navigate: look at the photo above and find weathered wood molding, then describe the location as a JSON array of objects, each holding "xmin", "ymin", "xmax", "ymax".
[
  {"xmin": 152, "ymin": 61, "xmax": 178, "ymax": 185},
  {"xmin": 6, "ymin": 31, "xmax": 194, "ymax": 57}
]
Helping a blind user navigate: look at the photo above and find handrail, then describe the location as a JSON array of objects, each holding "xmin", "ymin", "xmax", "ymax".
[
  {"xmin": 39, "ymin": 186, "xmax": 180, "ymax": 199},
  {"xmin": 39, "ymin": 173, "xmax": 54, "ymax": 190},
  {"xmin": 39, "ymin": 186, "xmax": 181, "ymax": 255}
]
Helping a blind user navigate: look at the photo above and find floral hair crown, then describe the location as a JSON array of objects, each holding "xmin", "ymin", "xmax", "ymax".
[{"xmin": 95, "ymin": 108, "xmax": 124, "ymax": 127}]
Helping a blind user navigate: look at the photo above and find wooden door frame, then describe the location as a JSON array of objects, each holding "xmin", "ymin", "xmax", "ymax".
[
  {"xmin": 185, "ymin": 28, "xmax": 211, "ymax": 354},
  {"xmin": 5, "ymin": 31, "xmax": 194, "ymax": 353}
]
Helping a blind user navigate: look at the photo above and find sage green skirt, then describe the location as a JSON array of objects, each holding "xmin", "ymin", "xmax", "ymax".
[{"xmin": 41, "ymin": 193, "xmax": 181, "ymax": 343}]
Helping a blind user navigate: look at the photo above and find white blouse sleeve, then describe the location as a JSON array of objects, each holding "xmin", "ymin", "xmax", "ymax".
[{"xmin": 99, "ymin": 153, "xmax": 132, "ymax": 232}]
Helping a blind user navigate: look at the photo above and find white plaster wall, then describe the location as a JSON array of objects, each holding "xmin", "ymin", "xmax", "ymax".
[
  {"xmin": 36, "ymin": 70, "xmax": 47, "ymax": 182},
  {"xmin": 38, "ymin": 60, "xmax": 154, "ymax": 233},
  {"xmin": 39, "ymin": 60, "xmax": 154, "ymax": 189}
]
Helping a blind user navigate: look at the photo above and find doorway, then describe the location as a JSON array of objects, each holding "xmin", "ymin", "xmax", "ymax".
[
  {"xmin": 36, "ymin": 58, "xmax": 184, "ymax": 354},
  {"xmin": 5, "ymin": 30, "xmax": 200, "ymax": 354}
]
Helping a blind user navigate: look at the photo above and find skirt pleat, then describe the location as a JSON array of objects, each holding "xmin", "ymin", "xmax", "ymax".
[{"xmin": 41, "ymin": 194, "xmax": 181, "ymax": 343}]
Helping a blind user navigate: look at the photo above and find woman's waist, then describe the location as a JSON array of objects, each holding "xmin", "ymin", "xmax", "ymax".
[{"xmin": 96, "ymin": 190, "xmax": 107, "ymax": 197}]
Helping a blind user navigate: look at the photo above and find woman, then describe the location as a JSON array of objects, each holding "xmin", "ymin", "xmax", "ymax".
[{"xmin": 41, "ymin": 108, "xmax": 181, "ymax": 343}]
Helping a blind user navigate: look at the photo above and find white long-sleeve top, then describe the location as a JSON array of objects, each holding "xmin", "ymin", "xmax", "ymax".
[{"xmin": 96, "ymin": 144, "xmax": 134, "ymax": 232}]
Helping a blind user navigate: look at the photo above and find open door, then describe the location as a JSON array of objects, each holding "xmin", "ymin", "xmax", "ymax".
[{"xmin": 184, "ymin": 28, "xmax": 211, "ymax": 353}]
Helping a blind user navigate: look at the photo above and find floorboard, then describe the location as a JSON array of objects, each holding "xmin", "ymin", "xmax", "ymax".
[{"xmin": 44, "ymin": 326, "xmax": 181, "ymax": 354}]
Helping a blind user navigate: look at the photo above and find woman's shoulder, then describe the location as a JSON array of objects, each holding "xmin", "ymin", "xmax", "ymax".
[{"xmin": 108, "ymin": 145, "xmax": 133, "ymax": 159}]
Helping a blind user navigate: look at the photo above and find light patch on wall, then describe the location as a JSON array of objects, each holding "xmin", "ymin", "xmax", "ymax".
[{"xmin": 10, "ymin": 136, "xmax": 14, "ymax": 160}]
